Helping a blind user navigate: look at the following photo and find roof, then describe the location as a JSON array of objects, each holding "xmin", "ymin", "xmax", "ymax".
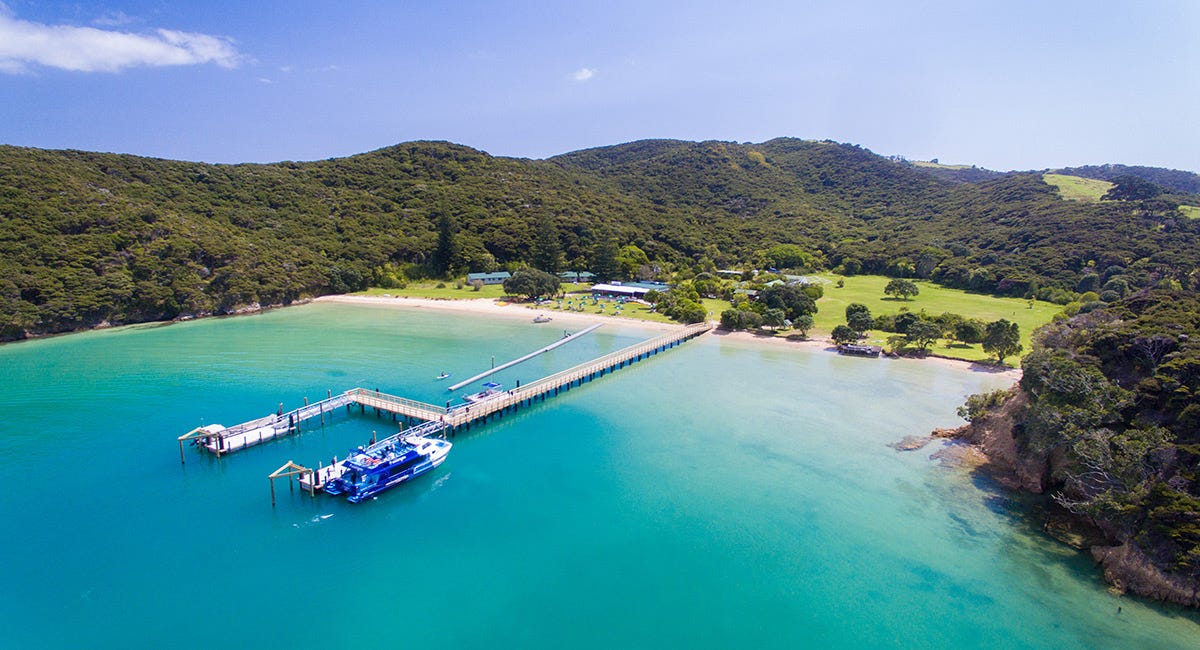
[
  {"xmin": 467, "ymin": 272, "xmax": 511, "ymax": 281},
  {"xmin": 591, "ymin": 283, "xmax": 650, "ymax": 296}
]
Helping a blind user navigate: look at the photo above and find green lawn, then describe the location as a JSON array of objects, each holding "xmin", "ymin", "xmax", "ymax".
[
  {"xmin": 359, "ymin": 276, "xmax": 1061, "ymax": 363},
  {"xmin": 1179, "ymin": 205, "xmax": 1200, "ymax": 219},
  {"xmin": 543, "ymin": 292, "xmax": 678, "ymax": 324},
  {"xmin": 1043, "ymin": 173, "xmax": 1113, "ymax": 202},
  {"xmin": 813, "ymin": 274, "xmax": 1060, "ymax": 362}
]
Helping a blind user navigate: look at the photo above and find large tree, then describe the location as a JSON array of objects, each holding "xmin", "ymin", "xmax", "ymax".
[
  {"xmin": 845, "ymin": 303, "xmax": 874, "ymax": 333},
  {"xmin": 590, "ymin": 234, "xmax": 620, "ymax": 283},
  {"xmin": 432, "ymin": 212, "xmax": 458, "ymax": 277},
  {"xmin": 531, "ymin": 214, "xmax": 564, "ymax": 274},
  {"xmin": 502, "ymin": 268, "xmax": 561, "ymax": 301},
  {"xmin": 759, "ymin": 284, "xmax": 817, "ymax": 322},
  {"xmin": 906, "ymin": 320, "xmax": 942, "ymax": 351},
  {"xmin": 831, "ymin": 324, "xmax": 859, "ymax": 345},
  {"xmin": 952, "ymin": 318, "xmax": 987, "ymax": 345},
  {"xmin": 982, "ymin": 319, "xmax": 1022, "ymax": 364},
  {"xmin": 884, "ymin": 278, "xmax": 920, "ymax": 300}
]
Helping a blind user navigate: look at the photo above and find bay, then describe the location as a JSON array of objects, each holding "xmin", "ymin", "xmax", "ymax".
[{"xmin": 1, "ymin": 302, "xmax": 1196, "ymax": 648}]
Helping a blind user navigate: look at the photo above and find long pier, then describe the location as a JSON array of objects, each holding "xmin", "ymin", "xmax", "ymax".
[
  {"xmin": 447, "ymin": 322, "xmax": 602, "ymax": 391},
  {"xmin": 180, "ymin": 322, "xmax": 713, "ymax": 496}
]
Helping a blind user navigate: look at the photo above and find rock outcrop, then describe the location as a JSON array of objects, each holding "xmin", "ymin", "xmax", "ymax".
[{"xmin": 1092, "ymin": 543, "xmax": 1200, "ymax": 608}]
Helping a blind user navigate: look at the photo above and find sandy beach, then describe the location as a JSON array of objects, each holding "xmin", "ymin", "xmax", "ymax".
[{"xmin": 316, "ymin": 294, "xmax": 1022, "ymax": 381}]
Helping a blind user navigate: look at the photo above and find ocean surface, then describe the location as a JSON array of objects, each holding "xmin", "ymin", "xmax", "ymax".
[{"xmin": 1, "ymin": 302, "xmax": 1197, "ymax": 649}]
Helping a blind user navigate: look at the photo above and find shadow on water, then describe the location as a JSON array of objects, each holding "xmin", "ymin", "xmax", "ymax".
[{"xmin": 964, "ymin": 463, "xmax": 1200, "ymax": 628}]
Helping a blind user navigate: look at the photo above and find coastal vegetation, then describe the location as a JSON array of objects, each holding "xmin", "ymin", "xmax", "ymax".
[
  {"xmin": 3, "ymin": 138, "xmax": 1200, "ymax": 341},
  {"xmin": 958, "ymin": 290, "xmax": 1200, "ymax": 605}
]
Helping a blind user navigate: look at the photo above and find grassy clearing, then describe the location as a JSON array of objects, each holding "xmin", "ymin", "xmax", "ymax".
[
  {"xmin": 358, "ymin": 276, "xmax": 1061, "ymax": 362},
  {"xmin": 910, "ymin": 161, "xmax": 973, "ymax": 170},
  {"xmin": 1043, "ymin": 173, "xmax": 1113, "ymax": 202},
  {"xmin": 1179, "ymin": 205, "xmax": 1200, "ymax": 219},
  {"xmin": 813, "ymin": 274, "xmax": 1060, "ymax": 362},
  {"xmin": 542, "ymin": 293, "xmax": 678, "ymax": 324}
]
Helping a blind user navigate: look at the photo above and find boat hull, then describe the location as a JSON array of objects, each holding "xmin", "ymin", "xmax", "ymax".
[{"xmin": 335, "ymin": 437, "xmax": 451, "ymax": 503}]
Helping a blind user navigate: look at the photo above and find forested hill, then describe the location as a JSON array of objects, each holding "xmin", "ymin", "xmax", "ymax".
[{"xmin": 2, "ymin": 138, "xmax": 1199, "ymax": 341}]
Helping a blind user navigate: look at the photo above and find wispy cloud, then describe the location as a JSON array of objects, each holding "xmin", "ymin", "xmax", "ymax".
[
  {"xmin": 0, "ymin": 11, "xmax": 240, "ymax": 73},
  {"xmin": 571, "ymin": 67, "xmax": 595, "ymax": 82},
  {"xmin": 92, "ymin": 11, "xmax": 135, "ymax": 28}
]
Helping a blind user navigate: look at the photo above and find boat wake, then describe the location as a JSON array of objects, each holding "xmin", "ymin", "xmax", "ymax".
[{"xmin": 292, "ymin": 513, "xmax": 334, "ymax": 528}]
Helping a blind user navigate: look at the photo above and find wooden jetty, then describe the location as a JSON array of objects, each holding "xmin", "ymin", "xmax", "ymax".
[
  {"xmin": 179, "ymin": 321, "xmax": 713, "ymax": 500},
  {"xmin": 447, "ymin": 322, "xmax": 602, "ymax": 391}
]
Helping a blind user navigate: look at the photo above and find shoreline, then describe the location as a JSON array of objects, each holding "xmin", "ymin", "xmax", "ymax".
[{"xmin": 317, "ymin": 294, "xmax": 1023, "ymax": 381}]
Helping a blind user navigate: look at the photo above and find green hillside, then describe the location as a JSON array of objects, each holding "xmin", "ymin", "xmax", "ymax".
[{"xmin": 2, "ymin": 139, "xmax": 1198, "ymax": 340}]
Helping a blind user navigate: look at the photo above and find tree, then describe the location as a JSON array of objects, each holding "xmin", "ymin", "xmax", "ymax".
[
  {"xmin": 884, "ymin": 278, "xmax": 919, "ymax": 300},
  {"xmin": 845, "ymin": 303, "xmax": 873, "ymax": 333},
  {"xmin": 763, "ymin": 244, "xmax": 816, "ymax": 270},
  {"xmin": 432, "ymin": 212, "xmax": 458, "ymax": 277},
  {"xmin": 1102, "ymin": 174, "xmax": 1162, "ymax": 201},
  {"xmin": 762, "ymin": 308, "xmax": 787, "ymax": 330},
  {"xmin": 759, "ymin": 284, "xmax": 817, "ymax": 322},
  {"xmin": 892, "ymin": 311, "xmax": 919, "ymax": 334},
  {"xmin": 831, "ymin": 324, "xmax": 859, "ymax": 346},
  {"xmin": 615, "ymin": 245, "xmax": 649, "ymax": 281},
  {"xmin": 502, "ymin": 268, "xmax": 561, "ymax": 301},
  {"xmin": 906, "ymin": 320, "xmax": 942, "ymax": 351},
  {"xmin": 590, "ymin": 235, "xmax": 620, "ymax": 283},
  {"xmin": 952, "ymin": 319, "xmax": 987, "ymax": 345},
  {"xmin": 531, "ymin": 214, "xmax": 564, "ymax": 274},
  {"xmin": 791, "ymin": 314, "xmax": 814, "ymax": 337},
  {"xmin": 983, "ymin": 319, "xmax": 1022, "ymax": 364}
]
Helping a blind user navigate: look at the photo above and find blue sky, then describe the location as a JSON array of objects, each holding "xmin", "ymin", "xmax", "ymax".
[{"xmin": 2, "ymin": 1, "xmax": 1197, "ymax": 171}]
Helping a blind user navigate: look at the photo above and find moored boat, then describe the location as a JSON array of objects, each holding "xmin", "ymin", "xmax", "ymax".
[
  {"xmin": 463, "ymin": 381, "xmax": 504, "ymax": 404},
  {"xmin": 323, "ymin": 434, "xmax": 452, "ymax": 503}
]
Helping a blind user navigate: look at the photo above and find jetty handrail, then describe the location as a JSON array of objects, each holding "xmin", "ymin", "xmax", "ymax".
[
  {"xmin": 448, "ymin": 322, "xmax": 603, "ymax": 391},
  {"xmin": 346, "ymin": 387, "xmax": 448, "ymax": 416},
  {"xmin": 512, "ymin": 322, "xmax": 710, "ymax": 395},
  {"xmin": 441, "ymin": 321, "xmax": 712, "ymax": 422}
]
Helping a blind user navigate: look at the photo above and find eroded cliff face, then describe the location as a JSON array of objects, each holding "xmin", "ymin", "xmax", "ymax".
[
  {"xmin": 1093, "ymin": 543, "xmax": 1200, "ymax": 608},
  {"xmin": 949, "ymin": 391, "xmax": 1049, "ymax": 493},
  {"xmin": 942, "ymin": 389, "xmax": 1200, "ymax": 608}
]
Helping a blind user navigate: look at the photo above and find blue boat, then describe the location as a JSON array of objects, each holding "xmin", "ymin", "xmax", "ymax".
[{"xmin": 324, "ymin": 434, "xmax": 452, "ymax": 503}]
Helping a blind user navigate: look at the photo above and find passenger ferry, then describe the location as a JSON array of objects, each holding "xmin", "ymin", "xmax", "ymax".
[{"xmin": 324, "ymin": 434, "xmax": 452, "ymax": 503}]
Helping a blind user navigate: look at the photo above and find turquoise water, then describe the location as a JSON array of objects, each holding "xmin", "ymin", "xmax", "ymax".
[{"xmin": 1, "ymin": 302, "xmax": 1197, "ymax": 648}]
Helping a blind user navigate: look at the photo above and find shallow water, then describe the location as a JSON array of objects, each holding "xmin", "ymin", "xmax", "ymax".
[{"xmin": 1, "ymin": 303, "xmax": 1196, "ymax": 648}]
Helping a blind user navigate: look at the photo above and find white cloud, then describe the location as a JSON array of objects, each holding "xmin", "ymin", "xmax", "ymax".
[
  {"xmin": 571, "ymin": 67, "xmax": 595, "ymax": 82},
  {"xmin": 0, "ymin": 12, "xmax": 240, "ymax": 73},
  {"xmin": 93, "ymin": 11, "xmax": 135, "ymax": 28}
]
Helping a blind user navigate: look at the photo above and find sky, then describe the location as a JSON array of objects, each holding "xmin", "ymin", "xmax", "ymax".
[{"xmin": 1, "ymin": 1, "xmax": 1198, "ymax": 172}]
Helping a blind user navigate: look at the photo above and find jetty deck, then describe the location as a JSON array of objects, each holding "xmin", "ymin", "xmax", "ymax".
[{"xmin": 182, "ymin": 322, "xmax": 713, "ymax": 495}]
